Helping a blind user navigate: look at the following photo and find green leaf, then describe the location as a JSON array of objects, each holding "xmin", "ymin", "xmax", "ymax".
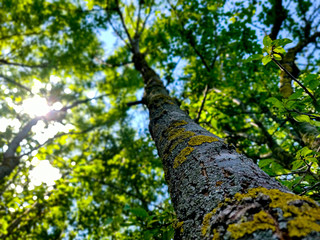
[
  {"xmin": 230, "ymin": 16, "xmax": 236, "ymax": 23},
  {"xmin": 294, "ymin": 115, "xmax": 310, "ymax": 123},
  {"xmin": 273, "ymin": 46, "xmax": 286, "ymax": 54},
  {"xmin": 273, "ymin": 38, "xmax": 293, "ymax": 47},
  {"xmin": 291, "ymin": 160, "xmax": 304, "ymax": 170},
  {"xmin": 123, "ymin": 204, "xmax": 131, "ymax": 211},
  {"xmin": 299, "ymin": 147, "xmax": 313, "ymax": 157},
  {"xmin": 258, "ymin": 159, "xmax": 274, "ymax": 168},
  {"xmin": 86, "ymin": 0, "xmax": 94, "ymax": 10},
  {"xmin": 245, "ymin": 54, "xmax": 263, "ymax": 62},
  {"xmin": 262, "ymin": 55, "xmax": 272, "ymax": 65},
  {"xmin": 267, "ymin": 97, "xmax": 284, "ymax": 109},
  {"xmin": 305, "ymin": 157, "xmax": 317, "ymax": 163},
  {"xmin": 262, "ymin": 47, "xmax": 268, "ymax": 54},
  {"xmin": 288, "ymin": 89, "xmax": 303, "ymax": 100},
  {"xmin": 105, "ymin": 218, "xmax": 113, "ymax": 225},
  {"xmin": 271, "ymin": 162, "xmax": 285, "ymax": 174},
  {"xmin": 263, "ymin": 35, "xmax": 272, "ymax": 48},
  {"xmin": 311, "ymin": 121, "xmax": 320, "ymax": 127},
  {"xmin": 304, "ymin": 74, "xmax": 318, "ymax": 90},
  {"xmin": 130, "ymin": 207, "xmax": 149, "ymax": 218},
  {"xmin": 273, "ymin": 54, "xmax": 282, "ymax": 60}
]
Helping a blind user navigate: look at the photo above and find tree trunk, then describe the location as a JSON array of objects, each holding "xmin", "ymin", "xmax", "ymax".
[
  {"xmin": 279, "ymin": 43, "xmax": 320, "ymax": 152},
  {"xmin": 132, "ymin": 52, "xmax": 320, "ymax": 239}
]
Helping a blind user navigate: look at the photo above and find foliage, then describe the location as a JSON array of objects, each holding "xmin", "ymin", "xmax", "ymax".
[{"xmin": 0, "ymin": 0, "xmax": 320, "ymax": 239}]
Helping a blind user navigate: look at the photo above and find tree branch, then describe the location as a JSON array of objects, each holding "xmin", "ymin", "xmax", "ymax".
[
  {"xmin": 195, "ymin": 84, "xmax": 209, "ymax": 123},
  {"xmin": 107, "ymin": 19, "xmax": 132, "ymax": 50},
  {"xmin": 0, "ymin": 59, "xmax": 49, "ymax": 69},
  {"xmin": 0, "ymin": 95, "xmax": 107, "ymax": 180},
  {"xmin": 127, "ymin": 99, "xmax": 144, "ymax": 107},
  {"xmin": 0, "ymin": 74, "xmax": 32, "ymax": 93},
  {"xmin": 139, "ymin": 2, "xmax": 153, "ymax": 37},
  {"xmin": 114, "ymin": 1, "xmax": 134, "ymax": 50},
  {"xmin": 269, "ymin": 0, "xmax": 287, "ymax": 40},
  {"xmin": 3, "ymin": 201, "xmax": 40, "ymax": 239},
  {"xmin": 0, "ymin": 31, "xmax": 42, "ymax": 41},
  {"xmin": 135, "ymin": 0, "xmax": 142, "ymax": 35},
  {"xmin": 300, "ymin": 182, "xmax": 320, "ymax": 196},
  {"xmin": 0, "ymin": 117, "xmax": 40, "ymax": 181},
  {"xmin": 272, "ymin": 58, "xmax": 318, "ymax": 107}
]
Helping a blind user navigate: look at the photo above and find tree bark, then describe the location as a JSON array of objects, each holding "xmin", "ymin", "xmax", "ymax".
[
  {"xmin": 132, "ymin": 52, "xmax": 320, "ymax": 239},
  {"xmin": 0, "ymin": 118, "xmax": 40, "ymax": 181}
]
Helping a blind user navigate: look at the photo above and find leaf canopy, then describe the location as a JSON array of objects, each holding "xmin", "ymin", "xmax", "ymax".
[{"xmin": 0, "ymin": 0, "xmax": 320, "ymax": 239}]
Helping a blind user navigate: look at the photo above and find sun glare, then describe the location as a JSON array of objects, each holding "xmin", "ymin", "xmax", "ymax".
[
  {"xmin": 3, "ymin": 76, "xmax": 73, "ymax": 195},
  {"xmin": 29, "ymin": 159, "xmax": 62, "ymax": 187},
  {"xmin": 22, "ymin": 96, "xmax": 51, "ymax": 117}
]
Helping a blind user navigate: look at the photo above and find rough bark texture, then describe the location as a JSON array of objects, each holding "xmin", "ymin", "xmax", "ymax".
[{"xmin": 132, "ymin": 52, "xmax": 320, "ymax": 239}]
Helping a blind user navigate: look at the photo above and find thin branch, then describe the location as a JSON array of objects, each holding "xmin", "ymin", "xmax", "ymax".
[
  {"xmin": 0, "ymin": 59, "xmax": 49, "ymax": 69},
  {"xmin": 0, "ymin": 74, "xmax": 32, "ymax": 93},
  {"xmin": 1, "ymin": 172, "xmax": 69, "ymax": 238},
  {"xmin": 272, "ymin": 58, "xmax": 318, "ymax": 106},
  {"xmin": 139, "ymin": 2, "xmax": 153, "ymax": 37},
  {"xmin": 127, "ymin": 99, "xmax": 144, "ymax": 107},
  {"xmin": 309, "ymin": 4, "xmax": 320, "ymax": 23},
  {"xmin": 103, "ymin": 60, "xmax": 134, "ymax": 68},
  {"xmin": 195, "ymin": 84, "xmax": 209, "ymax": 123},
  {"xmin": 107, "ymin": 19, "xmax": 132, "ymax": 50},
  {"xmin": 288, "ymin": 31, "xmax": 320, "ymax": 57},
  {"xmin": 0, "ymin": 166, "xmax": 21, "ymax": 197},
  {"xmin": 165, "ymin": 57, "xmax": 182, "ymax": 86},
  {"xmin": 115, "ymin": 1, "xmax": 134, "ymax": 49},
  {"xmin": 299, "ymin": 182, "xmax": 320, "ymax": 195},
  {"xmin": 250, "ymin": 110, "xmax": 293, "ymax": 168},
  {"xmin": 93, "ymin": 178, "xmax": 149, "ymax": 208},
  {"xmin": 287, "ymin": 109, "xmax": 320, "ymax": 121},
  {"xmin": 270, "ymin": 166, "xmax": 308, "ymax": 177},
  {"xmin": 19, "ymin": 127, "xmax": 98, "ymax": 158},
  {"xmin": 3, "ymin": 201, "xmax": 40, "ymax": 239},
  {"xmin": 135, "ymin": 0, "xmax": 142, "ymax": 35},
  {"xmin": 292, "ymin": 162, "xmax": 313, "ymax": 189},
  {"xmin": 168, "ymin": 0, "xmax": 218, "ymax": 73},
  {"xmin": 0, "ymin": 31, "xmax": 42, "ymax": 41},
  {"xmin": 61, "ymin": 94, "xmax": 108, "ymax": 111}
]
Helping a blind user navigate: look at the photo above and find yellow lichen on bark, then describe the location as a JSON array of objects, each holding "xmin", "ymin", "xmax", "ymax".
[
  {"xmin": 288, "ymin": 217, "xmax": 320, "ymax": 238},
  {"xmin": 161, "ymin": 122, "xmax": 195, "ymax": 160},
  {"xmin": 201, "ymin": 188, "xmax": 320, "ymax": 239},
  {"xmin": 169, "ymin": 131, "xmax": 195, "ymax": 152},
  {"xmin": 164, "ymin": 120, "xmax": 188, "ymax": 142},
  {"xmin": 170, "ymin": 120, "xmax": 188, "ymax": 127},
  {"xmin": 188, "ymin": 135, "xmax": 219, "ymax": 146},
  {"xmin": 168, "ymin": 128, "xmax": 186, "ymax": 141},
  {"xmin": 201, "ymin": 209, "xmax": 217, "ymax": 236},
  {"xmin": 173, "ymin": 146, "xmax": 194, "ymax": 168},
  {"xmin": 227, "ymin": 210, "xmax": 276, "ymax": 239},
  {"xmin": 149, "ymin": 94, "xmax": 175, "ymax": 106},
  {"xmin": 173, "ymin": 221, "xmax": 184, "ymax": 232},
  {"xmin": 212, "ymin": 229, "xmax": 220, "ymax": 240},
  {"xmin": 232, "ymin": 187, "xmax": 320, "ymax": 238}
]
